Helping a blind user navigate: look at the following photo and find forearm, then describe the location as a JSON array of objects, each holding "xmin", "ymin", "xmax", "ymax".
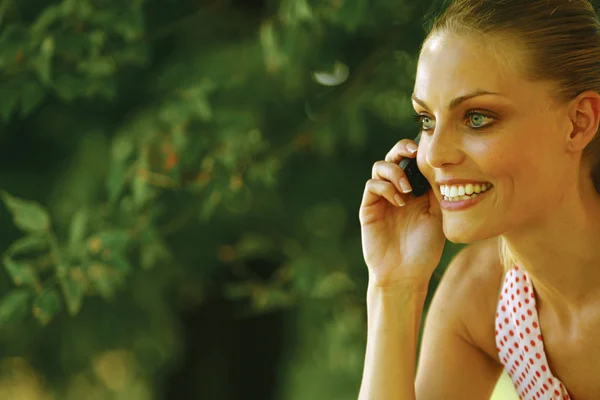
[{"xmin": 358, "ymin": 281, "xmax": 428, "ymax": 400}]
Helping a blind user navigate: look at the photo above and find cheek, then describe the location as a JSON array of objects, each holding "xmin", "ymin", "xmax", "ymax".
[
  {"xmin": 477, "ymin": 127, "xmax": 543, "ymax": 182},
  {"xmin": 484, "ymin": 148, "xmax": 536, "ymax": 195},
  {"xmin": 499, "ymin": 138, "xmax": 559, "ymax": 187},
  {"xmin": 490, "ymin": 147, "xmax": 555, "ymax": 207},
  {"xmin": 417, "ymin": 153, "xmax": 434, "ymax": 182}
]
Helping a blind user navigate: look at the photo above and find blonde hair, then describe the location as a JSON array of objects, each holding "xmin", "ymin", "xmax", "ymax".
[
  {"xmin": 498, "ymin": 236, "xmax": 518, "ymax": 273},
  {"xmin": 427, "ymin": 0, "xmax": 600, "ymax": 271}
]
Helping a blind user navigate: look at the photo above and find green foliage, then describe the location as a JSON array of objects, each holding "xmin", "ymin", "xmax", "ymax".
[
  {"xmin": 0, "ymin": 289, "xmax": 31, "ymax": 325},
  {"xmin": 2, "ymin": 192, "xmax": 50, "ymax": 233},
  {"xmin": 0, "ymin": 0, "xmax": 492, "ymax": 399}
]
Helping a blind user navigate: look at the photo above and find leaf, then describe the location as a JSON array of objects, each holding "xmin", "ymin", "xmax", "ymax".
[
  {"xmin": 59, "ymin": 267, "xmax": 87, "ymax": 316},
  {"xmin": 259, "ymin": 21, "xmax": 287, "ymax": 72},
  {"xmin": 0, "ymin": 289, "xmax": 31, "ymax": 326},
  {"xmin": 0, "ymin": 86, "xmax": 19, "ymax": 122},
  {"xmin": 192, "ymin": 95, "xmax": 213, "ymax": 122},
  {"xmin": 54, "ymin": 74, "xmax": 84, "ymax": 101},
  {"xmin": 1, "ymin": 191, "xmax": 51, "ymax": 233},
  {"xmin": 87, "ymin": 264, "xmax": 121, "ymax": 301},
  {"xmin": 32, "ymin": 288, "xmax": 62, "ymax": 325},
  {"xmin": 107, "ymin": 162, "xmax": 129, "ymax": 204},
  {"xmin": 34, "ymin": 36, "xmax": 55, "ymax": 85},
  {"xmin": 158, "ymin": 101, "xmax": 191, "ymax": 126},
  {"xmin": 31, "ymin": 5, "xmax": 63, "ymax": 37},
  {"xmin": 3, "ymin": 257, "xmax": 39, "ymax": 287},
  {"xmin": 89, "ymin": 229, "xmax": 130, "ymax": 253},
  {"xmin": 106, "ymin": 254, "xmax": 132, "ymax": 274},
  {"xmin": 20, "ymin": 80, "xmax": 45, "ymax": 116},
  {"xmin": 132, "ymin": 156, "xmax": 156, "ymax": 206},
  {"xmin": 199, "ymin": 190, "xmax": 222, "ymax": 221},
  {"xmin": 111, "ymin": 135, "xmax": 134, "ymax": 163},
  {"xmin": 179, "ymin": 87, "xmax": 213, "ymax": 122},
  {"xmin": 6, "ymin": 235, "xmax": 47, "ymax": 257},
  {"xmin": 67, "ymin": 208, "xmax": 88, "ymax": 255},
  {"xmin": 79, "ymin": 57, "xmax": 116, "ymax": 78},
  {"xmin": 279, "ymin": 0, "xmax": 313, "ymax": 26},
  {"xmin": 133, "ymin": 176, "xmax": 157, "ymax": 206}
]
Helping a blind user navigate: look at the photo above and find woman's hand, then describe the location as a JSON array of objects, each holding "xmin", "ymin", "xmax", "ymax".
[{"xmin": 359, "ymin": 139, "xmax": 446, "ymax": 288}]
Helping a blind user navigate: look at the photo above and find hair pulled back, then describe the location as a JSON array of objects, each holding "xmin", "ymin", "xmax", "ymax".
[{"xmin": 427, "ymin": 0, "xmax": 600, "ymax": 270}]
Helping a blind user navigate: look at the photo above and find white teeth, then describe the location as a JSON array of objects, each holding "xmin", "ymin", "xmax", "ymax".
[
  {"xmin": 441, "ymin": 182, "xmax": 491, "ymax": 197},
  {"xmin": 444, "ymin": 193, "xmax": 478, "ymax": 202},
  {"xmin": 441, "ymin": 183, "xmax": 491, "ymax": 202}
]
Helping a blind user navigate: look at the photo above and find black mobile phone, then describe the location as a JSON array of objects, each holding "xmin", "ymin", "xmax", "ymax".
[{"xmin": 399, "ymin": 132, "xmax": 430, "ymax": 197}]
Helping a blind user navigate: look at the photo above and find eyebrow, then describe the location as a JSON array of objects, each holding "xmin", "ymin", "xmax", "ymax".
[{"xmin": 411, "ymin": 90, "xmax": 506, "ymax": 111}]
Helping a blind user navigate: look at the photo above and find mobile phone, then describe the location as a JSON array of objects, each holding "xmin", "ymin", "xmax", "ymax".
[{"xmin": 399, "ymin": 132, "xmax": 430, "ymax": 197}]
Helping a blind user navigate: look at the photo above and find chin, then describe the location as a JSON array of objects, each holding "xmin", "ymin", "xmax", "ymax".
[{"xmin": 442, "ymin": 219, "xmax": 491, "ymax": 244}]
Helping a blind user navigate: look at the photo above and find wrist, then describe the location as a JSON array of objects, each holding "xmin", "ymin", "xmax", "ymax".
[
  {"xmin": 366, "ymin": 278, "xmax": 428, "ymax": 330},
  {"xmin": 367, "ymin": 273, "xmax": 430, "ymax": 295}
]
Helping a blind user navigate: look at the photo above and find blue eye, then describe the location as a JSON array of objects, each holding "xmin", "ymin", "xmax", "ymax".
[
  {"xmin": 467, "ymin": 112, "xmax": 495, "ymax": 129},
  {"xmin": 411, "ymin": 113, "xmax": 435, "ymax": 131},
  {"xmin": 411, "ymin": 111, "xmax": 495, "ymax": 132}
]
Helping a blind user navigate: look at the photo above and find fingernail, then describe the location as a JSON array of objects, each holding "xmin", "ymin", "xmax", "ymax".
[
  {"xmin": 394, "ymin": 194, "xmax": 405, "ymax": 206},
  {"xmin": 407, "ymin": 143, "xmax": 418, "ymax": 153},
  {"xmin": 399, "ymin": 178, "xmax": 412, "ymax": 193}
]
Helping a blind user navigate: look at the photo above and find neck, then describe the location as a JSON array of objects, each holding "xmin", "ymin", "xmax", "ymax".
[{"xmin": 500, "ymin": 174, "xmax": 600, "ymax": 319}]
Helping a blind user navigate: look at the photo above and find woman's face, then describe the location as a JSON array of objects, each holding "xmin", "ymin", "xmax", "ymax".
[{"xmin": 413, "ymin": 32, "xmax": 572, "ymax": 243}]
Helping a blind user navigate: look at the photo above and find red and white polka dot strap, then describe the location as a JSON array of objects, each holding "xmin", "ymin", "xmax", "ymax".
[{"xmin": 496, "ymin": 265, "xmax": 571, "ymax": 400}]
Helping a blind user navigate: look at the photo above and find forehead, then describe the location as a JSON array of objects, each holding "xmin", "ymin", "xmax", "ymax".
[{"xmin": 414, "ymin": 33, "xmax": 528, "ymax": 103}]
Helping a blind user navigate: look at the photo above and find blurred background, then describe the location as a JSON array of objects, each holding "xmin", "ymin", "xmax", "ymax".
[{"xmin": 0, "ymin": 0, "xmax": 520, "ymax": 398}]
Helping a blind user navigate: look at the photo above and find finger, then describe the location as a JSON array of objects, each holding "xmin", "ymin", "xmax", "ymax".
[
  {"xmin": 384, "ymin": 139, "xmax": 419, "ymax": 163},
  {"xmin": 361, "ymin": 179, "xmax": 405, "ymax": 208},
  {"xmin": 371, "ymin": 160, "xmax": 412, "ymax": 194}
]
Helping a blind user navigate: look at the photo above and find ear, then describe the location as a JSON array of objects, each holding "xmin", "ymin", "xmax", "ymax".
[{"xmin": 566, "ymin": 90, "xmax": 600, "ymax": 153}]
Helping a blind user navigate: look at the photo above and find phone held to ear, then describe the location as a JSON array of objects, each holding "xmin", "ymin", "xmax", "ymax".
[{"xmin": 399, "ymin": 132, "xmax": 430, "ymax": 197}]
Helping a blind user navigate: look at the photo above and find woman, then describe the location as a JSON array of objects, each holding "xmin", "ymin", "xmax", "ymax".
[{"xmin": 358, "ymin": 1, "xmax": 600, "ymax": 399}]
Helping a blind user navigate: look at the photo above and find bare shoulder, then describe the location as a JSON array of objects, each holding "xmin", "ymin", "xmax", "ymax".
[
  {"xmin": 442, "ymin": 236, "xmax": 506, "ymax": 362},
  {"xmin": 415, "ymin": 237, "xmax": 507, "ymax": 397}
]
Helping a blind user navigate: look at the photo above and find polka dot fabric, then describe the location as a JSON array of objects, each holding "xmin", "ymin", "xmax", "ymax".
[{"xmin": 496, "ymin": 265, "xmax": 571, "ymax": 400}]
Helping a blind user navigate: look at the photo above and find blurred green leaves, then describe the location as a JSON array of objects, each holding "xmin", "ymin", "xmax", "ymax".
[
  {"xmin": 0, "ymin": 0, "xmax": 449, "ymax": 398},
  {"xmin": 4, "ymin": 257, "xmax": 40, "ymax": 287},
  {"xmin": 32, "ymin": 288, "xmax": 62, "ymax": 325},
  {"xmin": 0, "ymin": 0, "xmax": 147, "ymax": 121},
  {"xmin": 2, "ymin": 192, "xmax": 50, "ymax": 233},
  {"xmin": 59, "ymin": 267, "xmax": 86, "ymax": 316},
  {"xmin": 0, "ymin": 289, "xmax": 31, "ymax": 326},
  {"xmin": 2, "ymin": 190, "xmax": 139, "ymax": 323}
]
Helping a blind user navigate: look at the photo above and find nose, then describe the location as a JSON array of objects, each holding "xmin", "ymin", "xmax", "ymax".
[{"xmin": 424, "ymin": 128, "xmax": 464, "ymax": 169}]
